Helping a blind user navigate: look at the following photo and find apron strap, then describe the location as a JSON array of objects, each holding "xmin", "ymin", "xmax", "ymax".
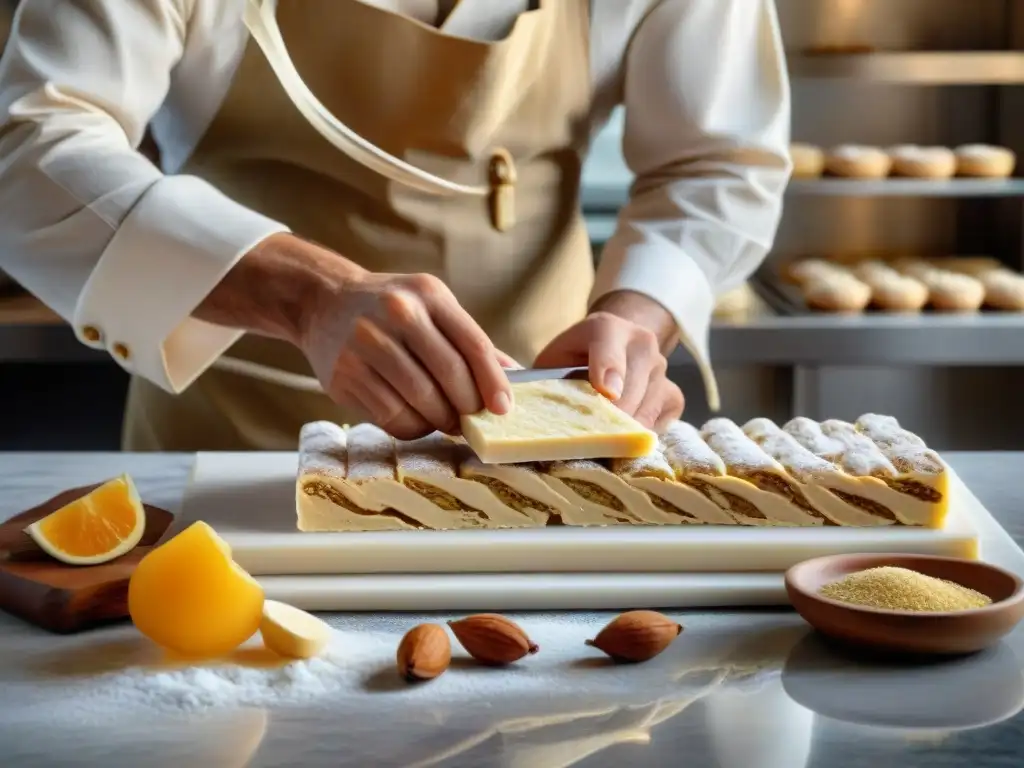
[{"xmin": 244, "ymin": 0, "xmax": 490, "ymax": 197}]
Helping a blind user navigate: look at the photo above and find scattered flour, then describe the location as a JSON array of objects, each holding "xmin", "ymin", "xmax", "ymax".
[{"xmin": 0, "ymin": 615, "xmax": 788, "ymax": 728}]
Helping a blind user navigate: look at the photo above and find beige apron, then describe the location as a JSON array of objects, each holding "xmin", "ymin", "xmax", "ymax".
[{"xmin": 123, "ymin": 0, "xmax": 595, "ymax": 451}]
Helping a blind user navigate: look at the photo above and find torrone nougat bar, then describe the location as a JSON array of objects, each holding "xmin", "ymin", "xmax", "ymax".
[{"xmin": 295, "ymin": 414, "xmax": 949, "ymax": 532}]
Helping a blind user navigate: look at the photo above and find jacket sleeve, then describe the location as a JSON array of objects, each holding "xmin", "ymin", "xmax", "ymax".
[
  {"xmin": 590, "ymin": 0, "xmax": 792, "ymax": 410},
  {"xmin": 0, "ymin": 0, "xmax": 288, "ymax": 392}
]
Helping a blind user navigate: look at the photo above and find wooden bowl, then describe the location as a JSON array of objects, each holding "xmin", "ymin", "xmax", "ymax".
[{"xmin": 785, "ymin": 553, "xmax": 1024, "ymax": 655}]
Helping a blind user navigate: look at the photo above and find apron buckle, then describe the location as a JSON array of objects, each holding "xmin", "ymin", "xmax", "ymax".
[{"xmin": 489, "ymin": 148, "xmax": 517, "ymax": 232}]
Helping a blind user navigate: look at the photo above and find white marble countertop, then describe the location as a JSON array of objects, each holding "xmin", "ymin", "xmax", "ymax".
[{"xmin": 1, "ymin": 451, "xmax": 1024, "ymax": 768}]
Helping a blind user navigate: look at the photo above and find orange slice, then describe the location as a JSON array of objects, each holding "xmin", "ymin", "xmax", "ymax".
[
  {"xmin": 24, "ymin": 474, "xmax": 146, "ymax": 565},
  {"xmin": 128, "ymin": 521, "xmax": 264, "ymax": 657}
]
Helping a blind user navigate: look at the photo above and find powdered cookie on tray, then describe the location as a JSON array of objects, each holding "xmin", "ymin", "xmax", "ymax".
[
  {"xmin": 954, "ymin": 145, "xmax": 1016, "ymax": 178},
  {"xmin": 802, "ymin": 273, "xmax": 872, "ymax": 313},
  {"xmin": 979, "ymin": 269, "xmax": 1024, "ymax": 311},
  {"xmin": 825, "ymin": 145, "xmax": 892, "ymax": 179},
  {"xmin": 714, "ymin": 283, "xmax": 756, "ymax": 317},
  {"xmin": 852, "ymin": 261, "xmax": 929, "ymax": 312},
  {"xmin": 888, "ymin": 145, "xmax": 956, "ymax": 179},
  {"xmin": 790, "ymin": 143, "xmax": 825, "ymax": 179},
  {"xmin": 783, "ymin": 258, "xmax": 847, "ymax": 285},
  {"xmin": 897, "ymin": 261, "xmax": 985, "ymax": 312}
]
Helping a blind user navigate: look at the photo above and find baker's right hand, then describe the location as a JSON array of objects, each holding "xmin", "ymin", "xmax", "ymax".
[{"xmin": 299, "ymin": 268, "xmax": 514, "ymax": 440}]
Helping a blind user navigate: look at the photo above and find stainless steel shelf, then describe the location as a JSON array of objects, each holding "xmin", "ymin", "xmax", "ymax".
[
  {"xmin": 789, "ymin": 52, "xmax": 1024, "ymax": 84},
  {"xmin": 13, "ymin": 317, "xmax": 1024, "ymax": 366},
  {"xmin": 582, "ymin": 177, "xmax": 1024, "ymax": 212},
  {"xmin": 788, "ymin": 178, "xmax": 1024, "ymax": 197},
  {"xmin": 7, "ymin": 304, "xmax": 1024, "ymax": 367},
  {"xmin": 694, "ymin": 314, "xmax": 1024, "ymax": 366}
]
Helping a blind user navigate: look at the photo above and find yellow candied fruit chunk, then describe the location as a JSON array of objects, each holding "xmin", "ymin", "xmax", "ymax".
[
  {"xmin": 25, "ymin": 474, "xmax": 145, "ymax": 565},
  {"xmin": 128, "ymin": 521, "xmax": 264, "ymax": 658}
]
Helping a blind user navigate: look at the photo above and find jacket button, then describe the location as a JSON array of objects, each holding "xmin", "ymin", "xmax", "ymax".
[
  {"xmin": 112, "ymin": 342, "xmax": 131, "ymax": 361},
  {"xmin": 81, "ymin": 325, "xmax": 102, "ymax": 343}
]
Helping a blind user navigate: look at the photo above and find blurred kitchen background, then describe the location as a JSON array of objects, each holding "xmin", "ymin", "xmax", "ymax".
[{"xmin": 3, "ymin": 0, "xmax": 1024, "ymax": 450}]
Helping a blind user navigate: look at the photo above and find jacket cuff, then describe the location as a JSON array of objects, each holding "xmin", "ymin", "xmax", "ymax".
[
  {"xmin": 72, "ymin": 175, "xmax": 289, "ymax": 393},
  {"xmin": 591, "ymin": 237, "xmax": 721, "ymax": 411}
]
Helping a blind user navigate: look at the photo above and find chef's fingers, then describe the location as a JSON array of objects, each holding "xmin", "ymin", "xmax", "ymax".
[
  {"xmin": 495, "ymin": 349, "xmax": 523, "ymax": 370},
  {"xmin": 532, "ymin": 330, "xmax": 588, "ymax": 369},
  {"xmin": 656, "ymin": 386, "xmax": 685, "ymax": 433},
  {"xmin": 342, "ymin": 355, "xmax": 434, "ymax": 440},
  {"xmin": 352, "ymin": 317, "xmax": 459, "ymax": 434},
  {"xmin": 400, "ymin": 315, "xmax": 484, "ymax": 420},
  {"xmin": 615, "ymin": 330, "xmax": 666, "ymax": 417},
  {"xmin": 634, "ymin": 375, "xmax": 685, "ymax": 432},
  {"xmin": 586, "ymin": 319, "xmax": 629, "ymax": 401},
  {"xmin": 423, "ymin": 282, "xmax": 513, "ymax": 416},
  {"xmin": 376, "ymin": 277, "xmax": 486, "ymax": 418}
]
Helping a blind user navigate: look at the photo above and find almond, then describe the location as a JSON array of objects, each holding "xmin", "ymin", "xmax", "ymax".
[
  {"xmin": 397, "ymin": 623, "xmax": 451, "ymax": 682},
  {"xmin": 448, "ymin": 613, "xmax": 538, "ymax": 665},
  {"xmin": 585, "ymin": 610, "xmax": 682, "ymax": 663}
]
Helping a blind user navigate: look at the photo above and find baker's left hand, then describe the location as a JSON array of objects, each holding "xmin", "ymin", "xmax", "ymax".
[{"xmin": 533, "ymin": 290, "xmax": 684, "ymax": 432}]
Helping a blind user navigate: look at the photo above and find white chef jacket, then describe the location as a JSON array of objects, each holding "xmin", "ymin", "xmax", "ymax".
[{"xmin": 0, "ymin": 0, "xmax": 790, "ymax": 395}]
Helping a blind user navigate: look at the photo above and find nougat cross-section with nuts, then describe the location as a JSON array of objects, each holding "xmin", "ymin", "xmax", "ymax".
[
  {"xmin": 295, "ymin": 412, "xmax": 949, "ymax": 532},
  {"xmin": 459, "ymin": 379, "xmax": 657, "ymax": 464}
]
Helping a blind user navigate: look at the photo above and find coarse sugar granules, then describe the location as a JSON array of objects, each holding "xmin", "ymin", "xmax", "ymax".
[{"xmin": 819, "ymin": 566, "xmax": 993, "ymax": 612}]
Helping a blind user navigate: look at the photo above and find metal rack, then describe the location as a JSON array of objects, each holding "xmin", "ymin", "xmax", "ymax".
[
  {"xmin": 789, "ymin": 51, "xmax": 1024, "ymax": 84},
  {"xmin": 577, "ymin": 0, "xmax": 1024, "ymax": 447}
]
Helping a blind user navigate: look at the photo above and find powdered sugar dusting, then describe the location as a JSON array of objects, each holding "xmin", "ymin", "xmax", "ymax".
[
  {"xmin": 1, "ymin": 617, "xmax": 784, "ymax": 728},
  {"xmin": 298, "ymin": 421, "xmax": 348, "ymax": 479},
  {"xmin": 547, "ymin": 459, "xmax": 609, "ymax": 475},
  {"xmin": 831, "ymin": 144, "xmax": 885, "ymax": 161},
  {"xmin": 345, "ymin": 424, "xmax": 396, "ymax": 483},
  {"xmin": 855, "ymin": 414, "xmax": 944, "ymax": 474},
  {"xmin": 701, "ymin": 419, "xmax": 781, "ymax": 473},
  {"xmin": 854, "ymin": 261, "xmax": 927, "ymax": 292},
  {"xmin": 785, "ymin": 417, "xmax": 897, "ymax": 478},
  {"xmin": 956, "ymin": 143, "xmax": 1009, "ymax": 159},
  {"xmin": 742, "ymin": 419, "xmax": 837, "ymax": 481},
  {"xmin": 888, "ymin": 145, "xmax": 953, "ymax": 162},
  {"xmin": 818, "ymin": 420, "xmax": 897, "ymax": 477},
  {"xmin": 782, "ymin": 417, "xmax": 843, "ymax": 458},
  {"xmin": 787, "ymin": 259, "xmax": 847, "ymax": 285},
  {"xmin": 396, "ymin": 433, "xmax": 458, "ymax": 480},
  {"xmin": 612, "ymin": 448, "xmax": 674, "ymax": 480},
  {"xmin": 982, "ymin": 270, "xmax": 1024, "ymax": 291},
  {"xmin": 660, "ymin": 422, "xmax": 726, "ymax": 476}
]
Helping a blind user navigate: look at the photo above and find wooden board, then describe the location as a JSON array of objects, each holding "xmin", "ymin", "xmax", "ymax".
[
  {"xmin": 180, "ymin": 452, "xmax": 981, "ymax": 577},
  {"xmin": 0, "ymin": 485, "xmax": 172, "ymax": 633}
]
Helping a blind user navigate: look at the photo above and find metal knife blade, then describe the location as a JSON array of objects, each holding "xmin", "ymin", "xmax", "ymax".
[{"xmin": 504, "ymin": 366, "xmax": 589, "ymax": 384}]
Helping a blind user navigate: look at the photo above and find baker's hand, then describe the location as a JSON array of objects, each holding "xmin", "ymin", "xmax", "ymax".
[
  {"xmin": 533, "ymin": 291, "xmax": 683, "ymax": 432},
  {"xmin": 300, "ymin": 267, "xmax": 514, "ymax": 440}
]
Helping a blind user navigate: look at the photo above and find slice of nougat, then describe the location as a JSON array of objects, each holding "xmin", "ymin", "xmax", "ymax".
[
  {"xmin": 611, "ymin": 449, "xmax": 702, "ymax": 524},
  {"xmin": 855, "ymin": 413, "xmax": 949, "ymax": 520},
  {"xmin": 296, "ymin": 421, "xmax": 417, "ymax": 531},
  {"xmin": 785, "ymin": 417, "xmax": 943, "ymax": 526},
  {"xmin": 700, "ymin": 418, "xmax": 830, "ymax": 526},
  {"xmin": 395, "ymin": 433, "xmax": 543, "ymax": 528},
  {"xmin": 460, "ymin": 379, "xmax": 657, "ymax": 464},
  {"xmin": 655, "ymin": 422, "xmax": 742, "ymax": 525},
  {"xmin": 299, "ymin": 423, "xmax": 499, "ymax": 532},
  {"xmin": 742, "ymin": 418, "xmax": 897, "ymax": 526},
  {"xmin": 542, "ymin": 458, "xmax": 681, "ymax": 526}
]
